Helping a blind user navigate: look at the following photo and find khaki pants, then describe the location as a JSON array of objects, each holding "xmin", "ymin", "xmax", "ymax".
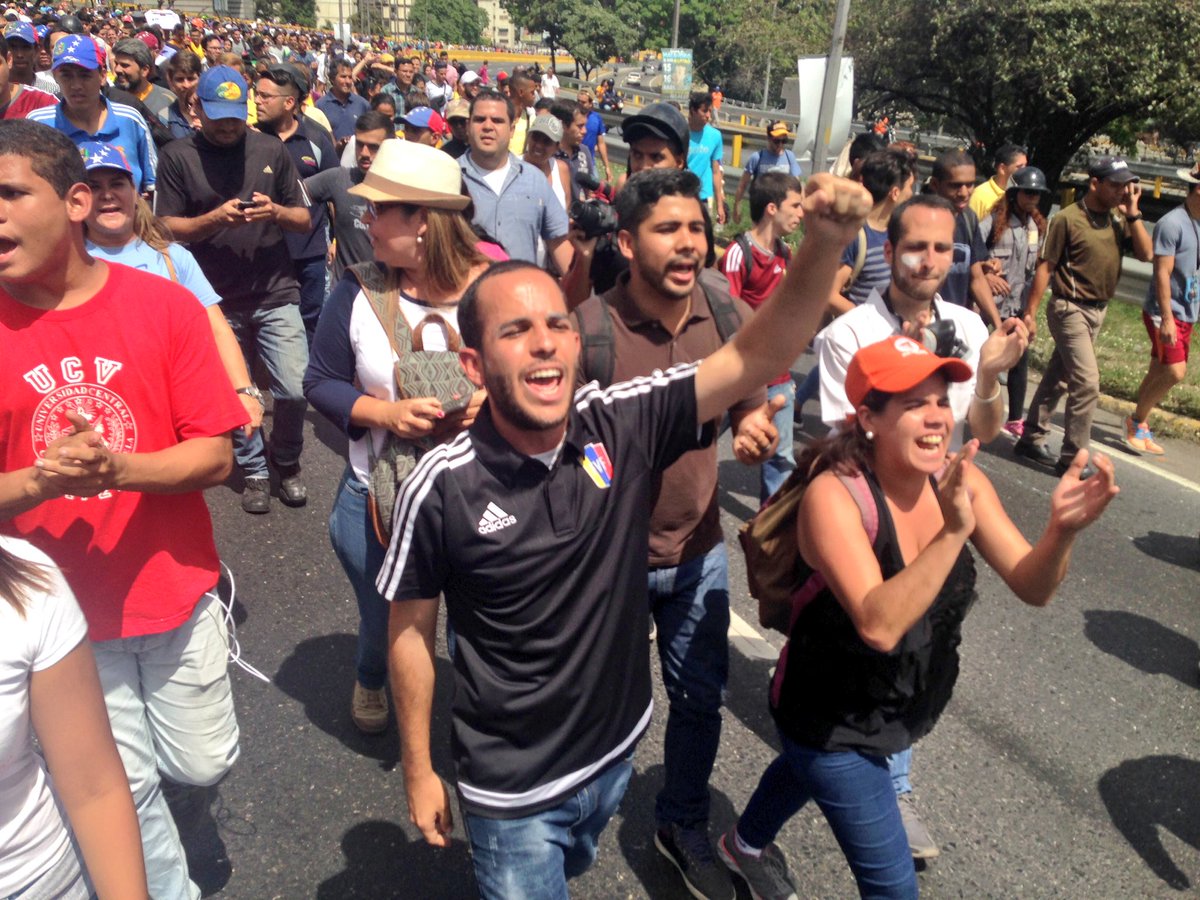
[{"xmin": 1023, "ymin": 297, "xmax": 1107, "ymax": 464}]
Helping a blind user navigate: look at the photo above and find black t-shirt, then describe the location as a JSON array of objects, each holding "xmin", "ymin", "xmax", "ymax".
[
  {"xmin": 155, "ymin": 129, "xmax": 306, "ymax": 310},
  {"xmin": 440, "ymin": 138, "xmax": 469, "ymax": 160},
  {"xmin": 770, "ymin": 471, "xmax": 978, "ymax": 755},
  {"xmin": 376, "ymin": 367, "xmax": 708, "ymax": 818}
]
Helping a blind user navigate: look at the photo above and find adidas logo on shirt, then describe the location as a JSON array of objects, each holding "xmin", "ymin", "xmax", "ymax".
[{"xmin": 477, "ymin": 501, "xmax": 517, "ymax": 535}]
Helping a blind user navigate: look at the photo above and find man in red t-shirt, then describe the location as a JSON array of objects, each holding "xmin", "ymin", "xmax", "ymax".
[
  {"xmin": 0, "ymin": 120, "xmax": 248, "ymax": 900},
  {"xmin": 719, "ymin": 170, "xmax": 804, "ymax": 500},
  {"xmin": 0, "ymin": 33, "xmax": 57, "ymax": 118}
]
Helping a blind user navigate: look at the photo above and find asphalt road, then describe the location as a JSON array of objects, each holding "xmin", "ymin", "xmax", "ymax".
[{"xmin": 183, "ymin": 358, "xmax": 1200, "ymax": 899}]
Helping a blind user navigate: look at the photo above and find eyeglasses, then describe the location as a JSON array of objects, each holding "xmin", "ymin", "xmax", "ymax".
[
  {"xmin": 365, "ymin": 199, "xmax": 409, "ymax": 218},
  {"xmin": 254, "ymin": 91, "xmax": 287, "ymax": 102}
]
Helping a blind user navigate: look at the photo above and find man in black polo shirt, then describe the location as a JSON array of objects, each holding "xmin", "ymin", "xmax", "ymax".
[
  {"xmin": 156, "ymin": 65, "xmax": 313, "ymax": 515},
  {"xmin": 254, "ymin": 63, "xmax": 336, "ymax": 348},
  {"xmin": 377, "ymin": 171, "xmax": 872, "ymax": 899}
]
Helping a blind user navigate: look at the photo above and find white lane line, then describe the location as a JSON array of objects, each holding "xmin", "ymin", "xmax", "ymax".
[
  {"xmin": 728, "ymin": 609, "xmax": 779, "ymax": 661},
  {"xmin": 1109, "ymin": 450, "xmax": 1200, "ymax": 494}
]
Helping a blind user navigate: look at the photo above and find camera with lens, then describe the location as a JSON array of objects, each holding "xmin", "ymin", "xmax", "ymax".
[
  {"xmin": 570, "ymin": 172, "xmax": 619, "ymax": 239},
  {"xmin": 570, "ymin": 199, "xmax": 619, "ymax": 239},
  {"xmin": 921, "ymin": 319, "xmax": 970, "ymax": 360}
]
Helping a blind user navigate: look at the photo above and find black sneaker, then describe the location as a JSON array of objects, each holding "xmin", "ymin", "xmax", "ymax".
[
  {"xmin": 1013, "ymin": 439, "xmax": 1054, "ymax": 465},
  {"xmin": 241, "ymin": 477, "xmax": 270, "ymax": 514},
  {"xmin": 655, "ymin": 822, "xmax": 734, "ymax": 900}
]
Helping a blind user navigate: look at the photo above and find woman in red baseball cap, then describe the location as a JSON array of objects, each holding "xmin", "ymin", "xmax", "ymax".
[{"xmin": 718, "ymin": 335, "xmax": 1118, "ymax": 899}]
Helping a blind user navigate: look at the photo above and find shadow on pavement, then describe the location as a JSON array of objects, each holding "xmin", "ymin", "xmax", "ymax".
[
  {"xmin": 1082, "ymin": 610, "xmax": 1200, "ymax": 688},
  {"xmin": 316, "ymin": 819, "xmax": 476, "ymax": 899},
  {"xmin": 1097, "ymin": 755, "xmax": 1200, "ymax": 890},
  {"xmin": 1131, "ymin": 530, "xmax": 1200, "ymax": 572},
  {"xmin": 614, "ymin": 764, "xmax": 743, "ymax": 899},
  {"xmin": 272, "ymin": 634, "xmax": 459, "ymax": 773}
]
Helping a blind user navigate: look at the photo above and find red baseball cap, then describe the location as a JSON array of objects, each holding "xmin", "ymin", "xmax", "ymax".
[{"xmin": 845, "ymin": 335, "xmax": 973, "ymax": 407}]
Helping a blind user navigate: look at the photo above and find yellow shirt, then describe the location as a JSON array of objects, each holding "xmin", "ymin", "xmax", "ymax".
[
  {"xmin": 969, "ymin": 177, "xmax": 1005, "ymax": 220},
  {"xmin": 510, "ymin": 107, "xmax": 532, "ymax": 156}
]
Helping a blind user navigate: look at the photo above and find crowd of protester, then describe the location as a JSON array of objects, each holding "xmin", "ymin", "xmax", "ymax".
[{"xmin": 4, "ymin": 5, "xmax": 1193, "ymax": 898}]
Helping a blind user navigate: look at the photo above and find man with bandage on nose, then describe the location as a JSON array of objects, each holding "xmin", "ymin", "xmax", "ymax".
[{"xmin": 813, "ymin": 192, "xmax": 1028, "ymax": 858}]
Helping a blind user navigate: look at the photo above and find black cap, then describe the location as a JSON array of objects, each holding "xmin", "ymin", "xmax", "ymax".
[
  {"xmin": 1088, "ymin": 155, "xmax": 1138, "ymax": 184},
  {"xmin": 621, "ymin": 102, "xmax": 688, "ymax": 158}
]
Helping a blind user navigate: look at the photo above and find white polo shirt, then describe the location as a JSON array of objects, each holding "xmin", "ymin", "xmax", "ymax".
[{"xmin": 817, "ymin": 287, "xmax": 988, "ymax": 450}]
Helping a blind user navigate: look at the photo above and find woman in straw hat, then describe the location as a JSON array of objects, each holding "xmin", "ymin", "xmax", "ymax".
[{"xmin": 304, "ymin": 139, "xmax": 490, "ymax": 735}]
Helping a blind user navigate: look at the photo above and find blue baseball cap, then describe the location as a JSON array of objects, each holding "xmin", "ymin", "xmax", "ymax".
[
  {"xmin": 78, "ymin": 141, "xmax": 134, "ymax": 177},
  {"xmin": 3, "ymin": 21, "xmax": 36, "ymax": 45},
  {"xmin": 196, "ymin": 65, "xmax": 248, "ymax": 121},
  {"xmin": 52, "ymin": 34, "xmax": 100, "ymax": 70}
]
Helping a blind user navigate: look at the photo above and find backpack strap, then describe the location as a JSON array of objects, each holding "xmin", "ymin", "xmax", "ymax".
[
  {"xmin": 734, "ymin": 233, "xmax": 755, "ymax": 279},
  {"xmin": 575, "ymin": 296, "xmax": 616, "ymax": 389},
  {"xmin": 836, "ymin": 471, "xmax": 879, "ymax": 546},
  {"xmin": 698, "ymin": 275, "xmax": 742, "ymax": 344}
]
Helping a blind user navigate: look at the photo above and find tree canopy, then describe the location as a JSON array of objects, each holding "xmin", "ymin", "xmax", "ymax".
[
  {"xmin": 410, "ymin": 0, "xmax": 488, "ymax": 46},
  {"xmin": 849, "ymin": 0, "xmax": 1200, "ymax": 184}
]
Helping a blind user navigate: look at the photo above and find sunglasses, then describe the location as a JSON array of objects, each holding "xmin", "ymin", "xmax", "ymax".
[{"xmin": 365, "ymin": 199, "xmax": 410, "ymax": 218}]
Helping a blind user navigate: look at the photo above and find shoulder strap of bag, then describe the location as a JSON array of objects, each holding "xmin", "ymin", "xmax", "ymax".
[
  {"xmin": 698, "ymin": 275, "xmax": 741, "ymax": 343},
  {"xmin": 159, "ymin": 246, "xmax": 180, "ymax": 283},
  {"xmin": 576, "ymin": 297, "xmax": 616, "ymax": 389},
  {"xmin": 348, "ymin": 262, "xmax": 414, "ymax": 365},
  {"xmin": 734, "ymin": 233, "xmax": 755, "ymax": 279}
]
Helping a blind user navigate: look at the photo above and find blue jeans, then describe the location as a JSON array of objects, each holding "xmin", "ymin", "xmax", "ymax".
[
  {"xmin": 464, "ymin": 757, "xmax": 634, "ymax": 900},
  {"xmin": 737, "ymin": 733, "xmax": 916, "ymax": 899},
  {"xmin": 295, "ymin": 255, "xmax": 329, "ymax": 350},
  {"xmin": 649, "ymin": 541, "xmax": 729, "ymax": 828},
  {"xmin": 225, "ymin": 304, "xmax": 309, "ymax": 478},
  {"xmin": 888, "ymin": 748, "xmax": 912, "ymax": 795},
  {"xmin": 761, "ymin": 380, "xmax": 797, "ymax": 502},
  {"xmin": 327, "ymin": 468, "xmax": 390, "ymax": 691},
  {"xmin": 794, "ymin": 364, "xmax": 820, "ymax": 411}
]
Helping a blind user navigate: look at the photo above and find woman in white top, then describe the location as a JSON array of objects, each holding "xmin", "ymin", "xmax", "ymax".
[
  {"xmin": 303, "ymin": 139, "xmax": 490, "ymax": 736},
  {"xmin": 0, "ymin": 536, "xmax": 147, "ymax": 899},
  {"xmin": 523, "ymin": 113, "xmax": 573, "ymax": 271}
]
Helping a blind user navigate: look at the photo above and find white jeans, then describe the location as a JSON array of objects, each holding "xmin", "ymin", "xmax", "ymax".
[{"xmin": 92, "ymin": 591, "xmax": 240, "ymax": 900}]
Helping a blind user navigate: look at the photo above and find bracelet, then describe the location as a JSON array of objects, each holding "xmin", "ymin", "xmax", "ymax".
[
  {"xmin": 974, "ymin": 383, "xmax": 1002, "ymax": 403},
  {"xmin": 1126, "ymin": 214, "xmax": 1143, "ymax": 223}
]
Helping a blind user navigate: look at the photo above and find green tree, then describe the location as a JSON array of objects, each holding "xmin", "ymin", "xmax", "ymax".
[
  {"xmin": 501, "ymin": 0, "xmax": 565, "ymax": 64},
  {"xmin": 279, "ymin": 0, "xmax": 316, "ymax": 27},
  {"xmin": 711, "ymin": 0, "xmax": 830, "ymax": 104},
  {"xmin": 410, "ymin": 0, "xmax": 488, "ymax": 45},
  {"xmin": 850, "ymin": 0, "xmax": 1200, "ymax": 186},
  {"xmin": 634, "ymin": 0, "xmax": 738, "ymax": 86},
  {"xmin": 558, "ymin": 0, "xmax": 638, "ymax": 79}
]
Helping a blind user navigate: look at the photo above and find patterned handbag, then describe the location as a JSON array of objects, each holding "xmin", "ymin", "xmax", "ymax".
[{"xmin": 348, "ymin": 263, "xmax": 476, "ymax": 543}]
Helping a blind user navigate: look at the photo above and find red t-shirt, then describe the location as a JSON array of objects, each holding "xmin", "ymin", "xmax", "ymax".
[
  {"xmin": 0, "ymin": 263, "xmax": 248, "ymax": 640},
  {"xmin": 720, "ymin": 235, "xmax": 792, "ymax": 386},
  {"xmin": 0, "ymin": 86, "xmax": 58, "ymax": 119}
]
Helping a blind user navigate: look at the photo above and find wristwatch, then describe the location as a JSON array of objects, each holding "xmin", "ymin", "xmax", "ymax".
[{"xmin": 236, "ymin": 385, "xmax": 265, "ymax": 405}]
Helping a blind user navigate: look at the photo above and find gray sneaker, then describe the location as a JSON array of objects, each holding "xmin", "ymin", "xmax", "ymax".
[
  {"xmin": 898, "ymin": 792, "xmax": 939, "ymax": 859},
  {"xmin": 716, "ymin": 827, "xmax": 797, "ymax": 900},
  {"xmin": 655, "ymin": 822, "xmax": 734, "ymax": 900}
]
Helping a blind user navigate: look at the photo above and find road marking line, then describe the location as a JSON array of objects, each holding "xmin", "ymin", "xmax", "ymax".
[
  {"xmin": 1109, "ymin": 451, "xmax": 1200, "ymax": 494},
  {"xmin": 728, "ymin": 609, "xmax": 778, "ymax": 661}
]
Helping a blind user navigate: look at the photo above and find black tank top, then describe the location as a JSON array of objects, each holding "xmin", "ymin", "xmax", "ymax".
[{"xmin": 769, "ymin": 469, "xmax": 977, "ymax": 755}]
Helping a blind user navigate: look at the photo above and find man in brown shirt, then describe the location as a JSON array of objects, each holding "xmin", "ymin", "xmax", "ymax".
[
  {"xmin": 573, "ymin": 168, "xmax": 780, "ymax": 900},
  {"xmin": 1016, "ymin": 156, "xmax": 1152, "ymax": 474}
]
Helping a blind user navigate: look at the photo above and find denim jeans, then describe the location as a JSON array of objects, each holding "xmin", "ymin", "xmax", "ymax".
[
  {"xmin": 761, "ymin": 380, "xmax": 797, "ymax": 502},
  {"xmin": 737, "ymin": 732, "xmax": 916, "ymax": 899},
  {"xmin": 327, "ymin": 467, "xmax": 390, "ymax": 691},
  {"xmin": 225, "ymin": 304, "xmax": 309, "ymax": 478},
  {"xmin": 92, "ymin": 592, "xmax": 240, "ymax": 900},
  {"xmin": 888, "ymin": 748, "xmax": 912, "ymax": 795},
  {"xmin": 464, "ymin": 757, "xmax": 634, "ymax": 900},
  {"xmin": 295, "ymin": 256, "xmax": 329, "ymax": 350},
  {"xmin": 649, "ymin": 541, "xmax": 729, "ymax": 828},
  {"xmin": 794, "ymin": 364, "xmax": 820, "ymax": 412}
]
